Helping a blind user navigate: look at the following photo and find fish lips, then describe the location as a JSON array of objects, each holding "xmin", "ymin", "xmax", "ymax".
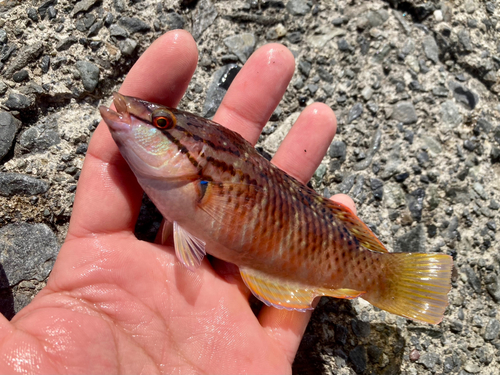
[{"xmin": 100, "ymin": 93, "xmax": 156, "ymax": 132}]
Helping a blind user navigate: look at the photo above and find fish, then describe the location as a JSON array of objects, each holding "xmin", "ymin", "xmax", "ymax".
[{"xmin": 100, "ymin": 93, "xmax": 453, "ymax": 325}]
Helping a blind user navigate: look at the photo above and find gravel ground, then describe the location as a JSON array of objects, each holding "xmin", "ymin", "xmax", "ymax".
[{"xmin": 0, "ymin": 0, "xmax": 499, "ymax": 374}]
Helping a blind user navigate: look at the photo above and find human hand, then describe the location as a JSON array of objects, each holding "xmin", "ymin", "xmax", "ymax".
[{"xmin": 0, "ymin": 30, "xmax": 356, "ymax": 373}]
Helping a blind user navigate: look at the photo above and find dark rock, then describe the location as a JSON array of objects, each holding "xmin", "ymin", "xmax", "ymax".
[
  {"xmin": 338, "ymin": 174, "xmax": 356, "ymax": 194},
  {"xmin": 407, "ymin": 188, "xmax": 426, "ymax": 222},
  {"xmin": 75, "ymin": 61, "xmax": 100, "ymax": 92},
  {"xmin": 448, "ymin": 81, "xmax": 479, "ymax": 110},
  {"xmin": 392, "ymin": 101, "xmax": 418, "ymax": 124},
  {"xmin": 19, "ymin": 124, "xmax": 60, "ymax": 153},
  {"xmin": 0, "ymin": 173, "xmax": 49, "ymax": 197},
  {"xmin": 286, "ymin": 31, "xmax": 302, "ymax": 44},
  {"xmin": 307, "ymin": 84, "xmax": 318, "ymax": 95},
  {"xmin": 485, "ymin": 274, "xmax": 500, "ymax": 303},
  {"xmin": 47, "ymin": 5, "xmax": 57, "ymax": 19},
  {"xmin": 71, "ymin": 0, "xmax": 99, "ymax": 17},
  {"xmin": 395, "ymin": 172, "xmax": 409, "ymax": 182},
  {"xmin": 109, "ymin": 24, "xmax": 129, "ymax": 38},
  {"xmin": 464, "ymin": 266, "xmax": 482, "ymax": 293},
  {"xmin": 119, "ymin": 16, "xmax": 151, "ymax": 33},
  {"xmin": 223, "ymin": 33, "xmax": 256, "ymax": 63},
  {"xmin": 192, "ymin": 0, "xmax": 218, "ymax": 40},
  {"xmin": 427, "ymin": 224, "xmax": 437, "ymax": 238},
  {"xmin": 347, "ymin": 102, "xmax": 363, "ymax": 123},
  {"xmin": 0, "ymin": 223, "xmax": 58, "ymax": 288},
  {"xmin": 490, "ymin": 147, "xmax": 500, "ymax": 163},
  {"xmin": 40, "ymin": 55, "xmax": 50, "ymax": 73},
  {"xmin": 88, "ymin": 20, "xmax": 104, "ymax": 37},
  {"xmin": 394, "ymin": 224, "xmax": 426, "ymax": 253},
  {"xmin": 334, "ymin": 324, "xmax": 348, "ymax": 345},
  {"xmin": 1, "ymin": 43, "xmax": 17, "ymax": 63},
  {"xmin": 418, "ymin": 352, "xmax": 439, "ymax": 370},
  {"xmin": 160, "ymin": 12, "xmax": 185, "ymax": 30},
  {"xmin": 349, "ymin": 346, "xmax": 367, "ymax": 373},
  {"xmin": 353, "ymin": 129, "xmax": 382, "ymax": 171},
  {"xmin": 298, "ymin": 60, "xmax": 311, "ymax": 77},
  {"xmin": 27, "ymin": 7, "xmax": 39, "ymax": 22},
  {"xmin": 202, "ymin": 64, "xmax": 240, "ymax": 118},
  {"xmin": 285, "ymin": 0, "xmax": 310, "ymax": 16},
  {"xmin": 37, "ymin": 0, "xmax": 56, "ymax": 18},
  {"xmin": 328, "ymin": 141, "xmax": 346, "ymax": 161},
  {"xmin": 337, "ymin": 38, "xmax": 352, "ymax": 52},
  {"xmin": 0, "ymin": 111, "xmax": 20, "ymax": 161},
  {"xmin": 365, "ymin": 9, "xmax": 389, "ymax": 27},
  {"xmin": 432, "ymin": 86, "xmax": 449, "ymax": 97},
  {"xmin": 56, "ymin": 36, "xmax": 78, "ymax": 51},
  {"xmin": 12, "ymin": 69, "xmax": 28, "ymax": 82},
  {"xmin": 458, "ymin": 29, "xmax": 473, "ymax": 52},
  {"xmin": 484, "ymin": 319, "xmax": 500, "ymax": 341},
  {"xmin": 104, "ymin": 12, "xmax": 114, "ymax": 26},
  {"xmin": 367, "ymin": 345, "xmax": 382, "ymax": 363},
  {"xmin": 370, "ymin": 178, "xmax": 383, "ymax": 191},
  {"xmin": 422, "ymin": 35, "xmax": 439, "ymax": 63},
  {"xmin": 4, "ymin": 93, "xmax": 34, "ymax": 110},
  {"xmin": 351, "ymin": 319, "xmax": 370, "ymax": 338},
  {"xmin": 4, "ymin": 42, "xmax": 43, "ymax": 77}
]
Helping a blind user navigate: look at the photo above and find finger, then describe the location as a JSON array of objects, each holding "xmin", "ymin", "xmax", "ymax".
[
  {"xmin": 257, "ymin": 103, "xmax": 337, "ymax": 362},
  {"xmin": 271, "ymin": 103, "xmax": 337, "ymax": 183},
  {"xmin": 68, "ymin": 31, "xmax": 198, "ymax": 239},
  {"xmin": 214, "ymin": 44, "xmax": 295, "ymax": 145},
  {"xmin": 331, "ymin": 193, "xmax": 357, "ymax": 215}
]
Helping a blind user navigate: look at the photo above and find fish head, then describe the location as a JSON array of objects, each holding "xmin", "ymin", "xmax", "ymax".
[{"xmin": 100, "ymin": 93, "xmax": 204, "ymax": 180}]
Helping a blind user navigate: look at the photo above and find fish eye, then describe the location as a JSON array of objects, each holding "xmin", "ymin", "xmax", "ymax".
[{"xmin": 152, "ymin": 110, "xmax": 176, "ymax": 129}]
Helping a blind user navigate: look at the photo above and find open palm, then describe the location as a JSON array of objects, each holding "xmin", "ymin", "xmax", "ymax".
[{"xmin": 0, "ymin": 31, "xmax": 354, "ymax": 373}]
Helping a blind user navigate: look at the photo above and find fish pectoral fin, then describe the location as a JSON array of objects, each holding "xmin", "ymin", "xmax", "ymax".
[
  {"xmin": 197, "ymin": 181, "xmax": 262, "ymax": 227},
  {"xmin": 240, "ymin": 268, "xmax": 365, "ymax": 311},
  {"xmin": 173, "ymin": 221, "xmax": 206, "ymax": 271}
]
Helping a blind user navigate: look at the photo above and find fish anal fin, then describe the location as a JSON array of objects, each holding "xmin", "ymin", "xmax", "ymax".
[
  {"xmin": 173, "ymin": 221, "xmax": 206, "ymax": 271},
  {"xmin": 240, "ymin": 268, "xmax": 365, "ymax": 311},
  {"xmin": 327, "ymin": 200, "xmax": 389, "ymax": 253}
]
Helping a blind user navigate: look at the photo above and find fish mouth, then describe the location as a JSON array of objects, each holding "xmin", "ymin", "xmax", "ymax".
[{"xmin": 99, "ymin": 93, "xmax": 153, "ymax": 132}]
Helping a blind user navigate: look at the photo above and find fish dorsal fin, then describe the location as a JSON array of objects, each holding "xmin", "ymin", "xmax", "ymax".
[
  {"xmin": 173, "ymin": 221, "xmax": 206, "ymax": 271},
  {"xmin": 326, "ymin": 200, "xmax": 389, "ymax": 253},
  {"xmin": 240, "ymin": 267, "xmax": 365, "ymax": 311}
]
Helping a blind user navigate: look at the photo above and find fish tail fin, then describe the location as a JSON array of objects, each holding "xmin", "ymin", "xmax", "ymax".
[{"xmin": 364, "ymin": 253, "xmax": 453, "ymax": 324}]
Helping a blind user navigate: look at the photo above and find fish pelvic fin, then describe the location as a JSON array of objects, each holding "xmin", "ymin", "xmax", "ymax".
[
  {"xmin": 240, "ymin": 267, "xmax": 365, "ymax": 311},
  {"xmin": 326, "ymin": 200, "xmax": 388, "ymax": 253},
  {"xmin": 364, "ymin": 253, "xmax": 453, "ymax": 325},
  {"xmin": 173, "ymin": 221, "xmax": 206, "ymax": 271}
]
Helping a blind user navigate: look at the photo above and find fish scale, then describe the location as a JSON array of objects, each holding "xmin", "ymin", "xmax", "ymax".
[{"xmin": 101, "ymin": 93, "xmax": 453, "ymax": 324}]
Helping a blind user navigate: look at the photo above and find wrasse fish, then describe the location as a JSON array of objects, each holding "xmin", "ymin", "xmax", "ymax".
[{"xmin": 100, "ymin": 93, "xmax": 453, "ymax": 324}]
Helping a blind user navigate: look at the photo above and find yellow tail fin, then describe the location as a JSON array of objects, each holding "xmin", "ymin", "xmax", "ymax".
[{"xmin": 364, "ymin": 253, "xmax": 453, "ymax": 324}]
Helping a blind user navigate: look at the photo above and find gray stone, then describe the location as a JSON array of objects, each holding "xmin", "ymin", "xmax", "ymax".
[
  {"xmin": 328, "ymin": 141, "xmax": 346, "ymax": 161},
  {"xmin": 484, "ymin": 319, "xmax": 500, "ymax": 341},
  {"xmin": 118, "ymin": 17, "xmax": 151, "ymax": 34},
  {"xmin": 56, "ymin": 36, "xmax": 78, "ymax": 51},
  {"xmin": 109, "ymin": 24, "xmax": 129, "ymax": 38},
  {"xmin": 298, "ymin": 60, "xmax": 311, "ymax": 77},
  {"xmin": 316, "ymin": 66, "xmax": 333, "ymax": 83},
  {"xmin": 394, "ymin": 224, "xmax": 426, "ymax": 253},
  {"xmin": 422, "ymin": 35, "xmax": 439, "ymax": 63},
  {"xmin": 338, "ymin": 174, "xmax": 356, "ymax": 194},
  {"xmin": 392, "ymin": 101, "xmax": 418, "ymax": 124},
  {"xmin": 0, "ymin": 111, "xmax": 19, "ymax": 161},
  {"xmin": 493, "ymin": 126, "xmax": 500, "ymax": 145},
  {"xmin": 365, "ymin": 9, "xmax": 389, "ymax": 28},
  {"xmin": 379, "ymin": 144, "xmax": 401, "ymax": 179},
  {"xmin": 76, "ymin": 61, "xmax": 100, "ymax": 92},
  {"xmin": 223, "ymin": 33, "xmax": 256, "ymax": 63},
  {"xmin": 4, "ymin": 93, "xmax": 34, "ymax": 110},
  {"xmin": 5, "ymin": 42, "xmax": 43, "ymax": 77},
  {"xmin": 485, "ymin": 274, "xmax": 500, "ymax": 303},
  {"xmin": 458, "ymin": 29, "xmax": 473, "ymax": 52},
  {"xmin": 354, "ymin": 129, "xmax": 382, "ymax": 171},
  {"xmin": 286, "ymin": 0, "xmax": 310, "ymax": 16},
  {"xmin": 407, "ymin": 188, "xmax": 426, "ymax": 222},
  {"xmin": 12, "ymin": 69, "xmax": 28, "ymax": 83},
  {"xmin": 192, "ymin": 0, "xmax": 218, "ymax": 40},
  {"xmin": 347, "ymin": 102, "xmax": 363, "ymax": 123},
  {"xmin": 418, "ymin": 352, "xmax": 439, "ymax": 370},
  {"xmin": 0, "ymin": 223, "xmax": 58, "ymax": 288},
  {"xmin": 448, "ymin": 81, "xmax": 479, "ymax": 110},
  {"xmin": 71, "ymin": 0, "xmax": 98, "ymax": 16},
  {"xmin": 441, "ymin": 100, "xmax": 462, "ymax": 126},
  {"xmin": 384, "ymin": 183, "xmax": 406, "ymax": 209},
  {"xmin": 0, "ymin": 173, "xmax": 49, "ymax": 197},
  {"xmin": 159, "ymin": 12, "xmax": 185, "ymax": 30},
  {"xmin": 202, "ymin": 64, "xmax": 240, "ymax": 118},
  {"xmin": 0, "ymin": 29, "xmax": 7, "ymax": 44},
  {"xmin": 118, "ymin": 38, "xmax": 137, "ymax": 55},
  {"xmin": 19, "ymin": 124, "xmax": 60, "ymax": 153},
  {"xmin": 464, "ymin": 266, "xmax": 482, "ymax": 293}
]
